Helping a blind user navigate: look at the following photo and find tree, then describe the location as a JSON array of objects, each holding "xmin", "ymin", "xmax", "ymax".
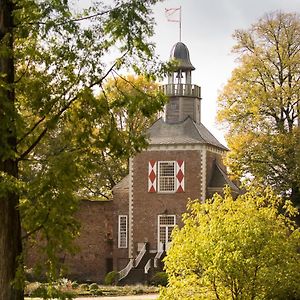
[
  {"xmin": 217, "ymin": 12, "xmax": 300, "ymax": 209},
  {"xmin": 0, "ymin": 1, "xmax": 22, "ymax": 299},
  {"xmin": 76, "ymin": 75, "xmax": 165, "ymax": 200},
  {"xmin": 160, "ymin": 187, "xmax": 300, "ymax": 300},
  {"xmin": 0, "ymin": 0, "xmax": 166, "ymax": 299}
]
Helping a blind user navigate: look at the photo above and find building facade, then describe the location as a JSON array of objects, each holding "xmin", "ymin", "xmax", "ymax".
[{"xmin": 26, "ymin": 42, "xmax": 239, "ymax": 284}]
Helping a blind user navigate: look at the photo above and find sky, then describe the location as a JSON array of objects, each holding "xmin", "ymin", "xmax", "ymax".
[
  {"xmin": 76, "ymin": 0, "xmax": 300, "ymax": 144},
  {"xmin": 151, "ymin": 0, "xmax": 300, "ymax": 144}
]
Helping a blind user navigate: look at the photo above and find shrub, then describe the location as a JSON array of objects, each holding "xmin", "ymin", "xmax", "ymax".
[
  {"xmin": 91, "ymin": 289, "xmax": 103, "ymax": 296},
  {"xmin": 31, "ymin": 284, "xmax": 74, "ymax": 299},
  {"xmin": 161, "ymin": 187, "xmax": 300, "ymax": 300},
  {"xmin": 79, "ymin": 283, "xmax": 89, "ymax": 290},
  {"xmin": 89, "ymin": 283, "xmax": 99, "ymax": 290},
  {"xmin": 133, "ymin": 288, "xmax": 144, "ymax": 295},
  {"xmin": 104, "ymin": 271, "xmax": 119, "ymax": 285},
  {"xmin": 150, "ymin": 272, "xmax": 168, "ymax": 287},
  {"xmin": 71, "ymin": 281, "xmax": 79, "ymax": 289}
]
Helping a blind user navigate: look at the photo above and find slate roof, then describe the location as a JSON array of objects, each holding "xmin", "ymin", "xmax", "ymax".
[
  {"xmin": 112, "ymin": 175, "xmax": 129, "ymax": 193},
  {"xmin": 208, "ymin": 162, "xmax": 239, "ymax": 192},
  {"xmin": 147, "ymin": 117, "xmax": 228, "ymax": 150}
]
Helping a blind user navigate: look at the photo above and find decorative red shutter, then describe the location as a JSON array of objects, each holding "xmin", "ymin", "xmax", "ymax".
[
  {"xmin": 176, "ymin": 160, "xmax": 184, "ymax": 192},
  {"xmin": 148, "ymin": 160, "xmax": 157, "ymax": 192}
]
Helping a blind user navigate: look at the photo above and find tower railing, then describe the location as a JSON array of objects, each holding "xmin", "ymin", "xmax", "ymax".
[{"xmin": 160, "ymin": 83, "xmax": 201, "ymax": 98}]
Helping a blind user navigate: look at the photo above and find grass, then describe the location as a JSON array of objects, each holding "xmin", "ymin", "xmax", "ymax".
[{"xmin": 25, "ymin": 280, "xmax": 159, "ymax": 298}]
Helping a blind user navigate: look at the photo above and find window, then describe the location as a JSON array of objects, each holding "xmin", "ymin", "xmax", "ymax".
[
  {"xmin": 158, "ymin": 215, "xmax": 176, "ymax": 251},
  {"xmin": 148, "ymin": 160, "xmax": 185, "ymax": 193},
  {"xmin": 118, "ymin": 215, "xmax": 128, "ymax": 248},
  {"xmin": 158, "ymin": 161, "xmax": 176, "ymax": 192}
]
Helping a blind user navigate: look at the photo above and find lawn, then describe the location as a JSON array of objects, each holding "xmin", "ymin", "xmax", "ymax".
[{"xmin": 25, "ymin": 281, "xmax": 160, "ymax": 298}]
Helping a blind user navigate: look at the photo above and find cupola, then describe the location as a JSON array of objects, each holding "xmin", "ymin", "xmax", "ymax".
[
  {"xmin": 161, "ymin": 42, "xmax": 201, "ymax": 124},
  {"xmin": 168, "ymin": 42, "xmax": 195, "ymax": 85},
  {"xmin": 170, "ymin": 42, "xmax": 195, "ymax": 71}
]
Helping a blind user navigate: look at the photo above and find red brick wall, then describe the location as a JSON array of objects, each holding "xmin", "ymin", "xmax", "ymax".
[
  {"xmin": 25, "ymin": 148, "xmax": 228, "ymax": 283},
  {"xmin": 111, "ymin": 183, "xmax": 130, "ymax": 272},
  {"xmin": 25, "ymin": 200, "xmax": 115, "ymax": 283},
  {"xmin": 131, "ymin": 150, "xmax": 202, "ymax": 254},
  {"xmin": 63, "ymin": 200, "xmax": 114, "ymax": 283}
]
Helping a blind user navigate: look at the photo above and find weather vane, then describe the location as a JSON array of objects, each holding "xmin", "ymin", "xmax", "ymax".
[{"xmin": 165, "ymin": 6, "xmax": 182, "ymax": 42}]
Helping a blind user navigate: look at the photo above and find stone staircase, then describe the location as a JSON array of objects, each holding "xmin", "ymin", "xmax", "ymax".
[{"xmin": 118, "ymin": 242, "xmax": 165, "ymax": 285}]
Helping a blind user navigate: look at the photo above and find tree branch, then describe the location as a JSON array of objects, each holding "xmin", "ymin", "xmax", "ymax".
[
  {"xmin": 18, "ymin": 127, "xmax": 48, "ymax": 161},
  {"xmin": 18, "ymin": 50, "xmax": 129, "ymax": 160},
  {"xmin": 17, "ymin": 115, "xmax": 46, "ymax": 145}
]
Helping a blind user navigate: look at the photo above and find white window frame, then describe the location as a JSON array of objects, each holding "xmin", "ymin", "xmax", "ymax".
[
  {"xmin": 158, "ymin": 161, "xmax": 176, "ymax": 193},
  {"xmin": 118, "ymin": 215, "xmax": 128, "ymax": 249},
  {"xmin": 157, "ymin": 215, "xmax": 176, "ymax": 251}
]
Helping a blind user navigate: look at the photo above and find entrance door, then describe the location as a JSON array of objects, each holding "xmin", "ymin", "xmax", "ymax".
[{"xmin": 158, "ymin": 215, "xmax": 176, "ymax": 251}]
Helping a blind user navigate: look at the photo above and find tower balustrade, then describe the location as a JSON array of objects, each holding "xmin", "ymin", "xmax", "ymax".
[{"xmin": 160, "ymin": 83, "xmax": 201, "ymax": 98}]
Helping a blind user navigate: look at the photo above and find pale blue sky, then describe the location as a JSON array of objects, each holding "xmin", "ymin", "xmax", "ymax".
[
  {"xmin": 76, "ymin": 0, "xmax": 300, "ymax": 144},
  {"xmin": 152, "ymin": 0, "xmax": 300, "ymax": 143}
]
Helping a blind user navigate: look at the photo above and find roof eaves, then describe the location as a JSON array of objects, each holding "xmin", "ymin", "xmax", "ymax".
[
  {"xmin": 192, "ymin": 120, "xmax": 228, "ymax": 151},
  {"xmin": 215, "ymin": 163, "xmax": 240, "ymax": 191}
]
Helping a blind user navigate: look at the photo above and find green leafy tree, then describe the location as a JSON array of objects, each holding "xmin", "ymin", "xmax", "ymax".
[
  {"xmin": 76, "ymin": 75, "xmax": 165, "ymax": 200},
  {"xmin": 160, "ymin": 187, "xmax": 300, "ymax": 300},
  {"xmin": 217, "ymin": 12, "xmax": 300, "ymax": 209},
  {"xmin": 0, "ymin": 0, "xmax": 166, "ymax": 299}
]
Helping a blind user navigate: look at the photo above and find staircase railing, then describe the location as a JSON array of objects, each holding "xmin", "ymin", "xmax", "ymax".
[
  {"xmin": 144, "ymin": 259, "xmax": 151, "ymax": 274},
  {"xmin": 134, "ymin": 242, "xmax": 147, "ymax": 267},
  {"xmin": 118, "ymin": 258, "xmax": 134, "ymax": 281},
  {"xmin": 154, "ymin": 251, "xmax": 164, "ymax": 268},
  {"xmin": 118, "ymin": 242, "xmax": 148, "ymax": 281}
]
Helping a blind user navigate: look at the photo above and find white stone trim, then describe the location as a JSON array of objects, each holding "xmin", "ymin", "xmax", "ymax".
[
  {"xmin": 148, "ymin": 144, "xmax": 227, "ymax": 153},
  {"xmin": 148, "ymin": 144, "xmax": 205, "ymax": 151},
  {"xmin": 206, "ymin": 145, "xmax": 227, "ymax": 155},
  {"xmin": 201, "ymin": 148, "xmax": 207, "ymax": 202},
  {"xmin": 128, "ymin": 157, "xmax": 134, "ymax": 258}
]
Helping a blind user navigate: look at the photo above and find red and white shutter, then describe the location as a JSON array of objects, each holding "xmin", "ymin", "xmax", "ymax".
[
  {"xmin": 176, "ymin": 160, "xmax": 185, "ymax": 192},
  {"xmin": 148, "ymin": 160, "xmax": 157, "ymax": 192}
]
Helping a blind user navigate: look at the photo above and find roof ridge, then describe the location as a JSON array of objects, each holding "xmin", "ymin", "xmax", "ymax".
[{"xmin": 192, "ymin": 120, "xmax": 228, "ymax": 150}]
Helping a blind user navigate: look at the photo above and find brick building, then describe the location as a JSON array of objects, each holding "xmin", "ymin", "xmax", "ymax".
[{"xmin": 26, "ymin": 42, "xmax": 239, "ymax": 283}]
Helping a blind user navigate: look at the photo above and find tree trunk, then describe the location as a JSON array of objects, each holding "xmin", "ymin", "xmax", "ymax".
[
  {"xmin": 0, "ymin": 1, "xmax": 24, "ymax": 299},
  {"xmin": 291, "ymin": 186, "xmax": 300, "ymax": 226}
]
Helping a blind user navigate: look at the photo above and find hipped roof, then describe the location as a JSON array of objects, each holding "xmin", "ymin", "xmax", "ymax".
[
  {"xmin": 147, "ymin": 117, "xmax": 228, "ymax": 150},
  {"xmin": 209, "ymin": 162, "xmax": 239, "ymax": 192}
]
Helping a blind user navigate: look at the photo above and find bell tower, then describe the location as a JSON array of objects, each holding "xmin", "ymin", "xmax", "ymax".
[{"xmin": 161, "ymin": 42, "xmax": 201, "ymax": 124}]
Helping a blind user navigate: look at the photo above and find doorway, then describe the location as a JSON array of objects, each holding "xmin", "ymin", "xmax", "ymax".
[{"xmin": 157, "ymin": 215, "xmax": 176, "ymax": 251}]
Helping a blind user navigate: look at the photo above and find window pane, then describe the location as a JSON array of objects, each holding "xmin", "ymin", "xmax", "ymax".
[
  {"xmin": 159, "ymin": 177, "xmax": 175, "ymax": 191},
  {"xmin": 167, "ymin": 228, "xmax": 173, "ymax": 242},
  {"xmin": 159, "ymin": 162, "xmax": 175, "ymax": 192},
  {"xmin": 158, "ymin": 215, "xmax": 176, "ymax": 251},
  {"xmin": 118, "ymin": 215, "xmax": 127, "ymax": 248},
  {"xmin": 159, "ymin": 215, "xmax": 176, "ymax": 226},
  {"xmin": 160, "ymin": 163, "xmax": 175, "ymax": 176},
  {"xmin": 159, "ymin": 227, "xmax": 166, "ymax": 243}
]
